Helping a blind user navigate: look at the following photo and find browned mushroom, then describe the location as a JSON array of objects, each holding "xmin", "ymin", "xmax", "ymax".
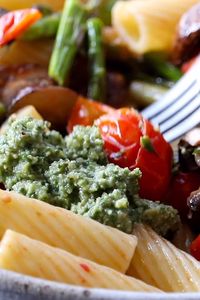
[
  {"xmin": 171, "ymin": 2, "xmax": 200, "ymax": 65},
  {"xmin": 9, "ymin": 86, "xmax": 78, "ymax": 131},
  {"xmin": 0, "ymin": 64, "xmax": 79, "ymax": 130},
  {"xmin": 0, "ymin": 64, "xmax": 54, "ymax": 108}
]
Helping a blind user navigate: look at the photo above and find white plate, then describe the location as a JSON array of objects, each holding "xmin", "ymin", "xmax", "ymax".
[{"xmin": 0, "ymin": 269, "xmax": 199, "ymax": 300}]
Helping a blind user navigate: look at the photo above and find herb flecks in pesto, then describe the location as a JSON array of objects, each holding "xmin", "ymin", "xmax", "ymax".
[{"xmin": 0, "ymin": 117, "xmax": 180, "ymax": 235}]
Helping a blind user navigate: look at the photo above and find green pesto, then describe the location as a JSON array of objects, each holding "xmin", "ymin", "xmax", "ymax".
[{"xmin": 0, "ymin": 118, "xmax": 180, "ymax": 235}]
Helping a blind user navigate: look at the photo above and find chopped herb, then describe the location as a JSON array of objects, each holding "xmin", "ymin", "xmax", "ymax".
[{"xmin": 140, "ymin": 135, "xmax": 155, "ymax": 153}]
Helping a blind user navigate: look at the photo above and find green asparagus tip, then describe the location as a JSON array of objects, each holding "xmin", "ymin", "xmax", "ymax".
[
  {"xmin": 48, "ymin": 0, "xmax": 87, "ymax": 86},
  {"xmin": 87, "ymin": 17, "xmax": 106, "ymax": 102}
]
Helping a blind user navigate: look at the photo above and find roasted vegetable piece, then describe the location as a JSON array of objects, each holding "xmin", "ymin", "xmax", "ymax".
[
  {"xmin": 87, "ymin": 18, "xmax": 106, "ymax": 101},
  {"xmin": 9, "ymin": 86, "xmax": 78, "ymax": 131},
  {"xmin": 86, "ymin": 0, "xmax": 118, "ymax": 26},
  {"xmin": 172, "ymin": 3, "xmax": 200, "ymax": 65},
  {"xmin": 129, "ymin": 81, "xmax": 169, "ymax": 107},
  {"xmin": 67, "ymin": 96, "xmax": 114, "ymax": 132},
  {"xmin": 49, "ymin": 0, "xmax": 87, "ymax": 86},
  {"xmin": 0, "ymin": 64, "xmax": 54, "ymax": 109},
  {"xmin": 178, "ymin": 140, "xmax": 200, "ymax": 172},
  {"xmin": 0, "ymin": 9, "xmax": 42, "ymax": 46},
  {"xmin": 188, "ymin": 187, "xmax": 200, "ymax": 214},
  {"xmin": 95, "ymin": 108, "xmax": 173, "ymax": 201},
  {"xmin": 144, "ymin": 52, "xmax": 182, "ymax": 82},
  {"xmin": 190, "ymin": 235, "xmax": 200, "ymax": 261},
  {"xmin": 22, "ymin": 13, "xmax": 60, "ymax": 40},
  {"xmin": 166, "ymin": 172, "xmax": 200, "ymax": 221},
  {"xmin": 0, "ymin": 39, "xmax": 54, "ymax": 67},
  {"xmin": 178, "ymin": 130, "xmax": 200, "ymax": 172}
]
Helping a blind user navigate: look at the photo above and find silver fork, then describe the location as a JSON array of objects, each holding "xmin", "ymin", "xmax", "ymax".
[{"xmin": 142, "ymin": 58, "xmax": 200, "ymax": 142}]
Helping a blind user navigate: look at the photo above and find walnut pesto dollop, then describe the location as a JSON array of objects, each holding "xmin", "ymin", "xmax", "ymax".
[{"xmin": 0, "ymin": 117, "xmax": 180, "ymax": 235}]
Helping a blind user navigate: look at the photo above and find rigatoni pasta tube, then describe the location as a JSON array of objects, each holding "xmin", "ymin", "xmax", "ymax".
[
  {"xmin": 128, "ymin": 224, "xmax": 200, "ymax": 292},
  {"xmin": 0, "ymin": 230, "xmax": 161, "ymax": 292},
  {"xmin": 0, "ymin": 189, "xmax": 137, "ymax": 273},
  {"xmin": 112, "ymin": 0, "xmax": 199, "ymax": 54}
]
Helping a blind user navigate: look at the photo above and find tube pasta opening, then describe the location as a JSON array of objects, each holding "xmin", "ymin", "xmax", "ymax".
[{"xmin": 112, "ymin": 0, "xmax": 200, "ymax": 55}]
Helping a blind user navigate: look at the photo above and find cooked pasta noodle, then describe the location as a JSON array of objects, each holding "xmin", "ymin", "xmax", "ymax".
[
  {"xmin": 0, "ymin": 230, "xmax": 161, "ymax": 292},
  {"xmin": 112, "ymin": 0, "xmax": 199, "ymax": 54},
  {"xmin": 0, "ymin": 189, "xmax": 137, "ymax": 273},
  {"xmin": 127, "ymin": 224, "xmax": 200, "ymax": 292}
]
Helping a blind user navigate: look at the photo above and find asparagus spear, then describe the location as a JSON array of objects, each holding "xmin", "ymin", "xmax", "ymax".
[
  {"xmin": 129, "ymin": 80, "xmax": 168, "ymax": 107},
  {"xmin": 86, "ymin": 0, "xmax": 118, "ymax": 26},
  {"xmin": 22, "ymin": 13, "xmax": 61, "ymax": 40},
  {"xmin": 48, "ymin": 0, "xmax": 87, "ymax": 86},
  {"xmin": 144, "ymin": 52, "xmax": 182, "ymax": 82},
  {"xmin": 87, "ymin": 18, "xmax": 106, "ymax": 101}
]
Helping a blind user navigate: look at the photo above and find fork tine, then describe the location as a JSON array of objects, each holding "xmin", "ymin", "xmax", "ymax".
[
  {"xmin": 163, "ymin": 105, "xmax": 200, "ymax": 142},
  {"xmin": 160, "ymin": 94, "xmax": 200, "ymax": 133},
  {"xmin": 142, "ymin": 58, "xmax": 200, "ymax": 120},
  {"xmin": 151, "ymin": 81, "xmax": 199, "ymax": 125}
]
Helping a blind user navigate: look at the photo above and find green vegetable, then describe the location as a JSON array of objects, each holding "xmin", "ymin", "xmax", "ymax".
[
  {"xmin": 87, "ymin": 18, "xmax": 106, "ymax": 101},
  {"xmin": 129, "ymin": 80, "xmax": 168, "ymax": 106},
  {"xmin": 0, "ymin": 102, "xmax": 6, "ymax": 120},
  {"xmin": 86, "ymin": 0, "xmax": 118, "ymax": 26},
  {"xmin": 0, "ymin": 117, "xmax": 180, "ymax": 236},
  {"xmin": 141, "ymin": 136, "xmax": 155, "ymax": 153},
  {"xmin": 48, "ymin": 0, "xmax": 87, "ymax": 86},
  {"xmin": 144, "ymin": 52, "xmax": 183, "ymax": 82},
  {"xmin": 194, "ymin": 147, "xmax": 200, "ymax": 168},
  {"xmin": 22, "ymin": 13, "xmax": 61, "ymax": 41}
]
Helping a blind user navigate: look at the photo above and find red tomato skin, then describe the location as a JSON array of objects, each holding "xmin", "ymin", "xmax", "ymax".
[
  {"xmin": 96, "ymin": 108, "xmax": 173, "ymax": 201},
  {"xmin": 190, "ymin": 235, "xmax": 200, "ymax": 261},
  {"xmin": 67, "ymin": 97, "xmax": 114, "ymax": 133},
  {"xmin": 135, "ymin": 118, "xmax": 173, "ymax": 200},
  {"xmin": 166, "ymin": 172, "xmax": 200, "ymax": 221},
  {"xmin": 97, "ymin": 109, "xmax": 142, "ymax": 168}
]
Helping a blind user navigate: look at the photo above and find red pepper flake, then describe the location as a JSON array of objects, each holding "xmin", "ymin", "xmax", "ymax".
[
  {"xmin": 2, "ymin": 195, "xmax": 12, "ymax": 203},
  {"xmin": 80, "ymin": 263, "xmax": 90, "ymax": 272}
]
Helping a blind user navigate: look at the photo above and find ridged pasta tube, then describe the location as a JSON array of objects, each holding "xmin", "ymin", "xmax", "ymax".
[
  {"xmin": 128, "ymin": 224, "xmax": 200, "ymax": 292},
  {"xmin": 112, "ymin": 0, "xmax": 200, "ymax": 54},
  {"xmin": 0, "ymin": 189, "xmax": 137, "ymax": 273},
  {"xmin": 0, "ymin": 230, "xmax": 161, "ymax": 292}
]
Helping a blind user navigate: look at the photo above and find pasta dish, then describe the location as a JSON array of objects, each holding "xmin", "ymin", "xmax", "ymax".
[{"xmin": 0, "ymin": 0, "xmax": 199, "ymax": 295}]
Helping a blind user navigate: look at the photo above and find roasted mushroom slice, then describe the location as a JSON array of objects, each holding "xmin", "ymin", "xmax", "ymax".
[
  {"xmin": 0, "ymin": 64, "xmax": 54, "ymax": 108},
  {"xmin": 9, "ymin": 86, "xmax": 78, "ymax": 131},
  {"xmin": 172, "ymin": 2, "xmax": 200, "ymax": 65}
]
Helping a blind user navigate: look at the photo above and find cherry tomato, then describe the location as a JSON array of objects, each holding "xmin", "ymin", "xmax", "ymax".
[
  {"xmin": 95, "ymin": 108, "xmax": 173, "ymax": 201},
  {"xmin": 166, "ymin": 171, "xmax": 200, "ymax": 221},
  {"xmin": 190, "ymin": 235, "xmax": 200, "ymax": 261},
  {"xmin": 67, "ymin": 97, "xmax": 114, "ymax": 133},
  {"xmin": 0, "ymin": 9, "xmax": 42, "ymax": 46}
]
